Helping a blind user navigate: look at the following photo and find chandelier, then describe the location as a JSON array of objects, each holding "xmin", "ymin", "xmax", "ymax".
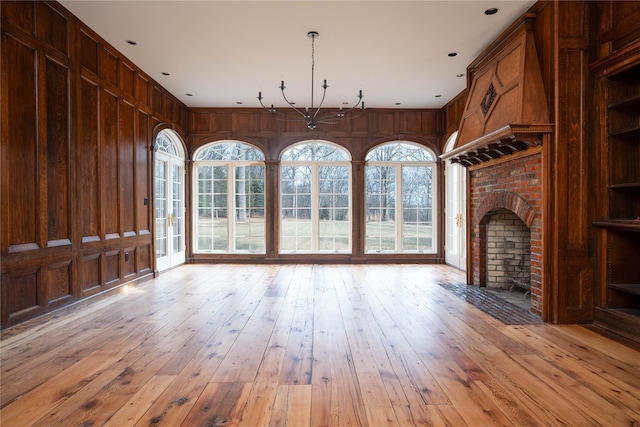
[{"xmin": 257, "ymin": 31, "xmax": 365, "ymax": 129}]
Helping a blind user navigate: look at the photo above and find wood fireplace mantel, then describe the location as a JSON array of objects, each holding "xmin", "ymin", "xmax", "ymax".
[{"xmin": 441, "ymin": 123, "xmax": 553, "ymax": 166}]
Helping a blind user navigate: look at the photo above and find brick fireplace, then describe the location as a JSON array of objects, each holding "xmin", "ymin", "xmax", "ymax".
[
  {"xmin": 441, "ymin": 14, "xmax": 550, "ymax": 319},
  {"xmin": 469, "ymin": 153, "xmax": 543, "ymax": 316}
]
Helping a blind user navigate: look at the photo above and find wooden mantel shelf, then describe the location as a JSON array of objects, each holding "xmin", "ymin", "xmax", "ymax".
[{"xmin": 440, "ymin": 123, "xmax": 553, "ymax": 166}]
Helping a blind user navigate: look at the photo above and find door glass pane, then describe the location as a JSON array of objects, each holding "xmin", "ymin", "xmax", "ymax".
[
  {"xmin": 319, "ymin": 165, "xmax": 350, "ymax": 251},
  {"xmin": 172, "ymin": 164, "xmax": 183, "ymax": 254},
  {"xmin": 446, "ymin": 163, "xmax": 459, "ymax": 256},
  {"xmin": 281, "ymin": 165, "xmax": 312, "ymax": 251},
  {"xmin": 235, "ymin": 165, "xmax": 265, "ymax": 253},
  {"xmin": 196, "ymin": 165, "xmax": 228, "ymax": 251},
  {"xmin": 366, "ymin": 165, "xmax": 396, "ymax": 252},
  {"xmin": 155, "ymin": 159, "xmax": 167, "ymax": 257},
  {"xmin": 402, "ymin": 166, "xmax": 433, "ymax": 252}
]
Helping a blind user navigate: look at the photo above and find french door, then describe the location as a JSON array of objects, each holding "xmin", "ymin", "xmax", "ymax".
[
  {"xmin": 445, "ymin": 161, "xmax": 467, "ymax": 270},
  {"xmin": 155, "ymin": 152, "xmax": 185, "ymax": 271}
]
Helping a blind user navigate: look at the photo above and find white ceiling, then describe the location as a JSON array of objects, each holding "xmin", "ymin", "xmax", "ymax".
[{"xmin": 60, "ymin": 0, "xmax": 535, "ymax": 110}]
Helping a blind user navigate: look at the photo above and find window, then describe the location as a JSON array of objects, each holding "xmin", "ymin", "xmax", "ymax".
[
  {"xmin": 365, "ymin": 142, "xmax": 437, "ymax": 253},
  {"xmin": 193, "ymin": 141, "xmax": 265, "ymax": 253},
  {"xmin": 280, "ymin": 141, "xmax": 351, "ymax": 253}
]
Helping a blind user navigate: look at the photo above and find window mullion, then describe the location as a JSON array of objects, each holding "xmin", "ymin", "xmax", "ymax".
[
  {"xmin": 228, "ymin": 163, "xmax": 235, "ymax": 252},
  {"xmin": 396, "ymin": 164, "xmax": 403, "ymax": 252},
  {"xmin": 312, "ymin": 164, "xmax": 319, "ymax": 252}
]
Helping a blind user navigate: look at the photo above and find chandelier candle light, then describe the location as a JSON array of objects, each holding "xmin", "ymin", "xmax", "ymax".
[{"xmin": 257, "ymin": 31, "xmax": 365, "ymax": 129}]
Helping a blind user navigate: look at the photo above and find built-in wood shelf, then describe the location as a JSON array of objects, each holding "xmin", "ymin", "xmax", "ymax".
[
  {"xmin": 609, "ymin": 94, "xmax": 640, "ymax": 110},
  {"xmin": 610, "ymin": 124, "xmax": 640, "ymax": 138},
  {"xmin": 609, "ymin": 283, "xmax": 640, "ymax": 296},
  {"xmin": 594, "ymin": 219, "xmax": 640, "ymax": 231},
  {"xmin": 609, "ymin": 182, "xmax": 640, "ymax": 189}
]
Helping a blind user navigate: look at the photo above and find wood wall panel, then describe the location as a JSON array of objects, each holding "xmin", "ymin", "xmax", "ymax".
[
  {"xmin": 351, "ymin": 113, "xmax": 368, "ymax": 134},
  {"xmin": 2, "ymin": 267, "xmax": 42, "ymax": 323},
  {"xmin": 80, "ymin": 78, "xmax": 100, "ymax": 239},
  {"xmin": 2, "ymin": 35, "xmax": 39, "ymax": 251},
  {"xmin": 136, "ymin": 74, "xmax": 150, "ymax": 107},
  {"xmin": 164, "ymin": 95, "xmax": 174, "ymax": 121},
  {"xmin": 47, "ymin": 259, "xmax": 72, "ymax": 304},
  {"xmin": 105, "ymin": 250, "xmax": 120, "ymax": 286},
  {"xmin": 37, "ymin": 2, "xmax": 68, "ymax": 56},
  {"xmin": 120, "ymin": 62, "xmax": 135, "ymax": 98},
  {"xmin": 443, "ymin": 90, "xmax": 467, "ymax": 143},
  {"xmin": 1, "ymin": 0, "xmax": 187, "ymax": 328},
  {"xmin": 191, "ymin": 111, "xmax": 210, "ymax": 132},
  {"xmin": 80, "ymin": 30, "xmax": 98, "ymax": 74},
  {"xmin": 119, "ymin": 100, "xmax": 136, "ymax": 235},
  {"xmin": 3, "ymin": 1, "xmax": 36, "ymax": 36},
  {"xmin": 102, "ymin": 90, "xmax": 120, "ymax": 237},
  {"xmin": 152, "ymin": 86, "xmax": 163, "ymax": 116},
  {"xmin": 137, "ymin": 110, "xmax": 150, "ymax": 232},
  {"xmin": 373, "ymin": 111, "xmax": 395, "ymax": 135},
  {"xmin": 45, "ymin": 57, "xmax": 70, "ymax": 243},
  {"xmin": 124, "ymin": 247, "xmax": 137, "ymax": 278},
  {"xmin": 100, "ymin": 47, "xmax": 118, "ymax": 87},
  {"xmin": 82, "ymin": 253, "xmax": 101, "ymax": 293},
  {"xmin": 138, "ymin": 244, "xmax": 151, "ymax": 274}
]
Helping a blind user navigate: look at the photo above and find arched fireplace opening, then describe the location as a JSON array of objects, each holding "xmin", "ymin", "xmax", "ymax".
[{"xmin": 484, "ymin": 208, "xmax": 531, "ymax": 309}]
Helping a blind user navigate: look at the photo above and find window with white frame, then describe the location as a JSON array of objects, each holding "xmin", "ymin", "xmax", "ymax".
[
  {"xmin": 193, "ymin": 141, "xmax": 265, "ymax": 253},
  {"xmin": 280, "ymin": 141, "xmax": 351, "ymax": 253},
  {"xmin": 365, "ymin": 142, "xmax": 437, "ymax": 253}
]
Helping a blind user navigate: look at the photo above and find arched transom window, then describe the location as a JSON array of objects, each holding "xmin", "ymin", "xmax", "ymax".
[
  {"xmin": 365, "ymin": 142, "xmax": 437, "ymax": 253},
  {"xmin": 280, "ymin": 141, "xmax": 351, "ymax": 253},
  {"xmin": 193, "ymin": 141, "xmax": 265, "ymax": 253}
]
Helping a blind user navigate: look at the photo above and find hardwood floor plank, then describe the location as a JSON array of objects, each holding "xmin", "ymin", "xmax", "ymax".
[
  {"xmin": 103, "ymin": 375, "xmax": 176, "ymax": 427},
  {"xmin": 514, "ymin": 354, "xmax": 635, "ymax": 425},
  {"xmin": 180, "ymin": 382, "xmax": 250, "ymax": 427},
  {"xmin": 426, "ymin": 359, "xmax": 515, "ymax": 426},
  {"xmin": 1, "ymin": 264, "xmax": 639, "ymax": 427}
]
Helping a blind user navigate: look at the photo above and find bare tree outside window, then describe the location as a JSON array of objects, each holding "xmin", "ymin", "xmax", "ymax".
[
  {"xmin": 194, "ymin": 141, "xmax": 265, "ymax": 253},
  {"xmin": 365, "ymin": 142, "xmax": 436, "ymax": 253},
  {"xmin": 280, "ymin": 141, "xmax": 351, "ymax": 253}
]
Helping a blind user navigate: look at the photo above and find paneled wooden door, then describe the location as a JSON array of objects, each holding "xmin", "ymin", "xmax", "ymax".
[{"xmin": 155, "ymin": 152, "xmax": 186, "ymax": 272}]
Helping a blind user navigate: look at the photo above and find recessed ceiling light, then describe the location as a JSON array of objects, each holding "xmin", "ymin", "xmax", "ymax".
[
  {"xmin": 448, "ymin": 52, "xmax": 458, "ymax": 57},
  {"xmin": 186, "ymin": 93, "xmax": 193, "ymax": 97},
  {"xmin": 126, "ymin": 40, "xmax": 137, "ymax": 45},
  {"xmin": 457, "ymin": 73, "xmax": 464, "ymax": 78},
  {"xmin": 161, "ymin": 72, "xmax": 170, "ymax": 76},
  {"xmin": 435, "ymin": 94, "xmax": 442, "ymax": 98},
  {"xmin": 485, "ymin": 8, "xmax": 499, "ymax": 15}
]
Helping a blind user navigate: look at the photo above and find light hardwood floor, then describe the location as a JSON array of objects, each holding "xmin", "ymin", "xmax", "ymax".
[{"xmin": 1, "ymin": 264, "xmax": 639, "ymax": 426}]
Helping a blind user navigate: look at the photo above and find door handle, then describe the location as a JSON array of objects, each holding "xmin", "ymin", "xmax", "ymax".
[{"xmin": 455, "ymin": 213, "xmax": 463, "ymax": 228}]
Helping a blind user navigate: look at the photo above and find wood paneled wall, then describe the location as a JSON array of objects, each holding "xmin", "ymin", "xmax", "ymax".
[{"xmin": 0, "ymin": 1, "xmax": 188, "ymax": 327}]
